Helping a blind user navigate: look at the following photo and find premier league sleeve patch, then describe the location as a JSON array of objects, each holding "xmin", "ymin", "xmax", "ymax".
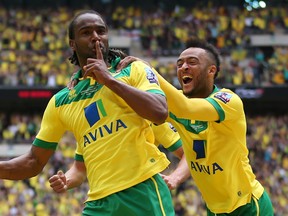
[
  {"xmin": 145, "ymin": 67, "xmax": 159, "ymax": 85},
  {"xmin": 168, "ymin": 122, "xmax": 177, "ymax": 132},
  {"xmin": 214, "ymin": 92, "xmax": 232, "ymax": 104}
]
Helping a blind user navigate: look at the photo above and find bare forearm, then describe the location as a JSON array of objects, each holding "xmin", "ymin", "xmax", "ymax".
[
  {"xmin": 0, "ymin": 151, "xmax": 44, "ymax": 180},
  {"xmin": 161, "ymin": 156, "xmax": 191, "ymax": 190},
  {"xmin": 65, "ymin": 166, "xmax": 86, "ymax": 190},
  {"xmin": 170, "ymin": 155, "xmax": 190, "ymax": 183},
  {"xmin": 105, "ymin": 78, "xmax": 168, "ymax": 124}
]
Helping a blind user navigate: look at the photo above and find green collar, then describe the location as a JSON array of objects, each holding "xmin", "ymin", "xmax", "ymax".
[
  {"xmin": 210, "ymin": 85, "xmax": 219, "ymax": 96},
  {"xmin": 73, "ymin": 69, "xmax": 83, "ymax": 79},
  {"xmin": 109, "ymin": 57, "xmax": 121, "ymax": 73},
  {"xmin": 72, "ymin": 57, "xmax": 121, "ymax": 80}
]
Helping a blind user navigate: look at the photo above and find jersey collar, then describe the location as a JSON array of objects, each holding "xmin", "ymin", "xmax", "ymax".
[{"xmin": 209, "ymin": 85, "xmax": 219, "ymax": 96}]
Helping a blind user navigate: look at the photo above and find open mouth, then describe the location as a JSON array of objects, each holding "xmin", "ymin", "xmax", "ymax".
[{"xmin": 182, "ymin": 76, "xmax": 193, "ymax": 84}]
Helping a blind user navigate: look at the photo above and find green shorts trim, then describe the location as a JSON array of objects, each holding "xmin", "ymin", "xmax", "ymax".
[
  {"xmin": 82, "ymin": 174, "xmax": 175, "ymax": 216},
  {"xmin": 207, "ymin": 190, "xmax": 274, "ymax": 216}
]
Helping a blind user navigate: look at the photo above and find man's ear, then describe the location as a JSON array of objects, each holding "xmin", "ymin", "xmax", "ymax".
[
  {"xmin": 208, "ymin": 65, "xmax": 217, "ymax": 76},
  {"xmin": 69, "ymin": 39, "xmax": 75, "ymax": 51}
]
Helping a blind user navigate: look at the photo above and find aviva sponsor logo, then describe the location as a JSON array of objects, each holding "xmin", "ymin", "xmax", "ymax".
[
  {"xmin": 84, "ymin": 99, "xmax": 107, "ymax": 127},
  {"xmin": 83, "ymin": 119, "xmax": 127, "ymax": 147},
  {"xmin": 190, "ymin": 161, "xmax": 223, "ymax": 175},
  {"xmin": 191, "ymin": 140, "xmax": 223, "ymax": 175},
  {"xmin": 83, "ymin": 99, "xmax": 128, "ymax": 147}
]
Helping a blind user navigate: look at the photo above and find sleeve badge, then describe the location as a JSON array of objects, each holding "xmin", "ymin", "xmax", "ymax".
[
  {"xmin": 145, "ymin": 67, "xmax": 159, "ymax": 85},
  {"xmin": 214, "ymin": 92, "xmax": 232, "ymax": 104}
]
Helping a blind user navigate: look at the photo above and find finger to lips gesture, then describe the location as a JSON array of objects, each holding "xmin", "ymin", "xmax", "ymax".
[{"xmin": 83, "ymin": 41, "xmax": 111, "ymax": 85}]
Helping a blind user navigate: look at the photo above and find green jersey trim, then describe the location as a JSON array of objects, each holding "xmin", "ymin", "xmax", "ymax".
[
  {"xmin": 166, "ymin": 139, "xmax": 182, "ymax": 152},
  {"xmin": 73, "ymin": 69, "xmax": 82, "ymax": 80},
  {"xmin": 72, "ymin": 56, "xmax": 122, "ymax": 78},
  {"xmin": 169, "ymin": 113, "xmax": 208, "ymax": 134},
  {"xmin": 147, "ymin": 89, "xmax": 166, "ymax": 97},
  {"xmin": 110, "ymin": 57, "xmax": 121, "ymax": 73},
  {"xmin": 56, "ymin": 59, "xmax": 165, "ymax": 107},
  {"xmin": 55, "ymin": 80, "xmax": 165, "ymax": 108},
  {"xmin": 75, "ymin": 153, "xmax": 84, "ymax": 162},
  {"xmin": 113, "ymin": 65, "xmax": 132, "ymax": 78},
  {"xmin": 206, "ymin": 98, "xmax": 225, "ymax": 122},
  {"xmin": 32, "ymin": 138, "xmax": 58, "ymax": 150},
  {"xmin": 55, "ymin": 80, "xmax": 104, "ymax": 107}
]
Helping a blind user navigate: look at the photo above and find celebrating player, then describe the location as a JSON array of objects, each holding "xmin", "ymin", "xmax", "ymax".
[
  {"xmin": 119, "ymin": 38, "xmax": 274, "ymax": 215},
  {"xmin": 0, "ymin": 10, "xmax": 175, "ymax": 216}
]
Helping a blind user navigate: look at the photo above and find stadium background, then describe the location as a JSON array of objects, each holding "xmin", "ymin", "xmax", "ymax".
[{"xmin": 0, "ymin": 0, "xmax": 287, "ymax": 215}]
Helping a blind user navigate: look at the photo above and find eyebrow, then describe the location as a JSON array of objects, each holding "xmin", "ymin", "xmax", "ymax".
[{"xmin": 177, "ymin": 56, "xmax": 197, "ymax": 63}]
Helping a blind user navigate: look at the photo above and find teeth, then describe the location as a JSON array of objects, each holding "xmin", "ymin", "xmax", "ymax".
[
  {"xmin": 182, "ymin": 75, "xmax": 193, "ymax": 84},
  {"xmin": 182, "ymin": 75, "xmax": 192, "ymax": 80}
]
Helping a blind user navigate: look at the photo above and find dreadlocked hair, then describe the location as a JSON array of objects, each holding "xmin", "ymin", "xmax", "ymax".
[
  {"xmin": 68, "ymin": 51, "xmax": 79, "ymax": 66},
  {"xmin": 107, "ymin": 48, "xmax": 128, "ymax": 64}
]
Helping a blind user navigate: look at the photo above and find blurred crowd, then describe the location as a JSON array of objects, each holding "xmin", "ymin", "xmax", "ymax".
[
  {"xmin": 0, "ymin": 112, "xmax": 287, "ymax": 215},
  {"xmin": 0, "ymin": 5, "xmax": 288, "ymax": 87},
  {"xmin": 0, "ymin": 131, "xmax": 86, "ymax": 216}
]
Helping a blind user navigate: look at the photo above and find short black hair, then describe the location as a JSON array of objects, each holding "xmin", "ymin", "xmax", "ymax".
[{"xmin": 185, "ymin": 37, "xmax": 221, "ymax": 79}]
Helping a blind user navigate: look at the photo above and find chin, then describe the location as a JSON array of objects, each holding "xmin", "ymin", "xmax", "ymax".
[
  {"xmin": 183, "ymin": 88, "xmax": 194, "ymax": 98},
  {"xmin": 183, "ymin": 90, "xmax": 191, "ymax": 97},
  {"xmin": 182, "ymin": 86, "xmax": 191, "ymax": 93}
]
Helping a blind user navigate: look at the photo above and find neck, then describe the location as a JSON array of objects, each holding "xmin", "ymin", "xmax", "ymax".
[{"xmin": 186, "ymin": 85, "xmax": 215, "ymax": 98}]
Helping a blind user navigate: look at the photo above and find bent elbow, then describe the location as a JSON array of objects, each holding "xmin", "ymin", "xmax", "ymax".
[
  {"xmin": 154, "ymin": 109, "xmax": 168, "ymax": 125},
  {"xmin": 23, "ymin": 162, "xmax": 45, "ymax": 179},
  {"xmin": 150, "ymin": 94, "xmax": 168, "ymax": 124},
  {"xmin": 32, "ymin": 166, "xmax": 44, "ymax": 177}
]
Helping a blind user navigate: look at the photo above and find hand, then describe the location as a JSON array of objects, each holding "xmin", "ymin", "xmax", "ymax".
[
  {"xmin": 49, "ymin": 170, "xmax": 68, "ymax": 193},
  {"xmin": 83, "ymin": 41, "xmax": 111, "ymax": 85},
  {"xmin": 67, "ymin": 72, "xmax": 79, "ymax": 90},
  {"xmin": 116, "ymin": 56, "xmax": 151, "ymax": 72},
  {"xmin": 160, "ymin": 173, "xmax": 179, "ymax": 190}
]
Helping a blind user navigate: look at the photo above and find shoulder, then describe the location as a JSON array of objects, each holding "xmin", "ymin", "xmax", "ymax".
[
  {"xmin": 54, "ymin": 87, "xmax": 72, "ymax": 107},
  {"xmin": 208, "ymin": 88, "xmax": 244, "ymax": 121},
  {"xmin": 113, "ymin": 60, "xmax": 148, "ymax": 77},
  {"xmin": 130, "ymin": 61, "xmax": 155, "ymax": 75}
]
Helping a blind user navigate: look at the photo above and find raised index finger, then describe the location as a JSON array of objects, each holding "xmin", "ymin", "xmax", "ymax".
[{"xmin": 96, "ymin": 41, "xmax": 103, "ymax": 60}]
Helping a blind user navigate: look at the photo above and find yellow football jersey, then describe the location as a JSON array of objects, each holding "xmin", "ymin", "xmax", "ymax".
[
  {"xmin": 156, "ymin": 72, "xmax": 264, "ymax": 213},
  {"xmin": 33, "ymin": 60, "xmax": 170, "ymax": 201},
  {"xmin": 152, "ymin": 122, "xmax": 182, "ymax": 151}
]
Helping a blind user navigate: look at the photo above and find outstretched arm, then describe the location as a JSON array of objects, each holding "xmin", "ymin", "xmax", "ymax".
[
  {"xmin": 0, "ymin": 145, "xmax": 54, "ymax": 180},
  {"xmin": 117, "ymin": 56, "xmax": 218, "ymax": 122},
  {"xmin": 155, "ymin": 73, "xmax": 219, "ymax": 121},
  {"xmin": 49, "ymin": 160, "xmax": 86, "ymax": 193}
]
